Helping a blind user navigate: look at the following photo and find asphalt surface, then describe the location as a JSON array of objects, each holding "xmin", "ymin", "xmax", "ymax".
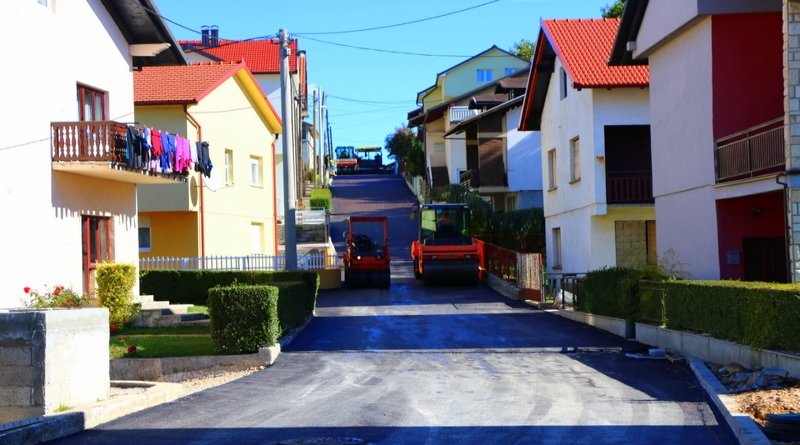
[{"xmin": 48, "ymin": 174, "xmax": 738, "ymax": 445}]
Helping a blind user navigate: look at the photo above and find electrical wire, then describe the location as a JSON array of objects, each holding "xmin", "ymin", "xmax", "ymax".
[
  {"xmin": 291, "ymin": 34, "xmax": 474, "ymax": 58},
  {"xmin": 294, "ymin": 0, "xmax": 499, "ymax": 35},
  {"xmin": 0, "ymin": 112, "xmax": 135, "ymax": 151},
  {"xmin": 326, "ymin": 94, "xmax": 415, "ymax": 105}
]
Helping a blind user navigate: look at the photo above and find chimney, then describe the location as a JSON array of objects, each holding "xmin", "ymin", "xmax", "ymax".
[
  {"xmin": 201, "ymin": 25, "xmax": 210, "ymax": 46},
  {"xmin": 210, "ymin": 25, "xmax": 219, "ymax": 47}
]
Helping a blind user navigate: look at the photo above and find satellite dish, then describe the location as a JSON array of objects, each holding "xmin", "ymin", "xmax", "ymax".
[{"xmin": 202, "ymin": 166, "xmax": 225, "ymax": 192}]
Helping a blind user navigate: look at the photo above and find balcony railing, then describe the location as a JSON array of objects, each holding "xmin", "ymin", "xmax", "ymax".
[
  {"xmin": 52, "ymin": 121, "xmax": 127, "ymax": 162},
  {"xmin": 460, "ymin": 169, "xmax": 480, "ymax": 189},
  {"xmin": 450, "ymin": 106, "xmax": 480, "ymax": 123},
  {"xmin": 606, "ymin": 170, "xmax": 653, "ymax": 204},
  {"xmin": 716, "ymin": 117, "xmax": 785, "ymax": 182}
]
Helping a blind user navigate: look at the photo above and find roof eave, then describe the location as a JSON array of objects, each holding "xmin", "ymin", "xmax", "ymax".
[{"xmin": 608, "ymin": 0, "xmax": 650, "ymax": 66}]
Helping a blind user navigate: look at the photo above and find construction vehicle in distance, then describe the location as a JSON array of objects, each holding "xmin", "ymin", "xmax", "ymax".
[
  {"xmin": 342, "ymin": 216, "xmax": 390, "ymax": 288},
  {"xmin": 410, "ymin": 203, "xmax": 480, "ymax": 286},
  {"xmin": 334, "ymin": 146, "xmax": 358, "ymax": 175},
  {"xmin": 353, "ymin": 146, "xmax": 384, "ymax": 174}
]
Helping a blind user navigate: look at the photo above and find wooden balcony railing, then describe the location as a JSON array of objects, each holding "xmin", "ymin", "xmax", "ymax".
[
  {"xmin": 52, "ymin": 121, "xmax": 128, "ymax": 163},
  {"xmin": 716, "ymin": 117, "xmax": 785, "ymax": 182},
  {"xmin": 460, "ymin": 169, "xmax": 480, "ymax": 189},
  {"xmin": 606, "ymin": 170, "xmax": 653, "ymax": 204}
]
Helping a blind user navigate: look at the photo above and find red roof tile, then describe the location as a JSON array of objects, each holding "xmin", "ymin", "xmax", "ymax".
[
  {"xmin": 179, "ymin": 39, "xmax": 297, "ymax": 74},
  {"xmin": 134, "ymin": 61, "xmax": 245, "ymax": 104},
  {"xmin": 542, "ymin": 19, "xmax": 648, "ymax": 88}
]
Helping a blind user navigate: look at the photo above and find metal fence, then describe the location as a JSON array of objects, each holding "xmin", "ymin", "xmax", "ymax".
[
  {"xmin": 544, "ymin": 273, "xmax": 586, "ymax": 307},
  {"xmin": 639, "ymin": 280, "xmax": 666, "ymax": 324},
  {"xmin": 140, "ymin": 253, "xmax": 341, "ymax": 271},
  {"xmin": 296, "ymin": 209, "xmax": 326, "ymax": 225},
  {"xmin": 474, "ymin": 239, "xmax": 543, "ymax": 302}
]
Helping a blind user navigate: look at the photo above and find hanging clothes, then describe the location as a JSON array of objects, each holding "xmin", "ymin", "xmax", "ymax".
[
  {"xmin": 151, "ymin": 129, "xmax": 163, "ymax": 172},
  {"xmin": 195, "ymin": 141, "xmax": 212, "ymax": 177}
]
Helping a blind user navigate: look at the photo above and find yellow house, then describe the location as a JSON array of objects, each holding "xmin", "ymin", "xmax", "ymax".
[{"xmin": 134, "ymin": 61, "xmax": 282, "ymax": 258}]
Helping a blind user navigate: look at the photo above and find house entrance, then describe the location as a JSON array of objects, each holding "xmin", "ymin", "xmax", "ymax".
[
  {"xmin": 82, "ymin": 216, "xmax": 112, "ymax": 293},
  {"xmin": 743, "ymin": 237, "xmax": 787, "ymax": 283}
]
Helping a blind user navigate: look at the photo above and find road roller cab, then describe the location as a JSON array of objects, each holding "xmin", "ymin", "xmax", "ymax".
[
  {"xmin": 410, "ymin": 203, "xmax": 480, "ymax": 286},
  {"xmin": 342, "ymin": 217, "xmax": 391, "ymax": 288}
]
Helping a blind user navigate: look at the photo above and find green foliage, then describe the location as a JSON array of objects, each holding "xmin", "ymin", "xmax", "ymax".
[
  {"xmin": 663, "ymin": 280, "xmax": 800, "ymax": 350},
  {"xmin": 273, "ymin": 282, "xmax": 309, "ymax": 332},
  {"xmin": 96, "ymin": 263, "xmax": 137, "ymax": 325},
  {"xmin": 581, "ymin": 266, "xmax": 665, "ymax": 320},
  {"xmin": 208, "ymin": 285, "xmax": 280, "ymax": 354},
  {"xmin": 601, "ymin": 0, "xmax": 626, "ymax": 18},
  {"xmin": 22, "ymin": 285, "xmax": 83, "ymax": 308},
  {"xmin": 109, "ymin": 335, "xmax": 214, "ymax": 358},
  {"xmin": 509, "ymin": 38, "xmax": 535, "ymax": 61},
  {"xmin": 310, "ymin": 188, "xmax": 332, "ymax": 210},
  {"xmin": 385, "ymin": 125, "xmax": 425, "ymax": 177}
]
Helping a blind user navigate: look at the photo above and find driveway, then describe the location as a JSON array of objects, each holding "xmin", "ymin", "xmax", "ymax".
[{"xmin": 48, "ymin": 175, "xmax": 738, "ymax": 445}]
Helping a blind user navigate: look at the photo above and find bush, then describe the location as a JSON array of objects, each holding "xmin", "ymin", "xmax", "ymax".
[
  {"xmin": 663, "ymin": 280, "xmax": 800, "ymax": 351},
  {"xmin": 208, "ymin": 285, "xmax": 280, "ymax": 354},
  {"xmin": 96, "ymin": 263, "xmax": 137, "ymax": 325},
  {"xmin": 273, "ymin": 281, "xmax": 309, "ymax": 331},
  {"xmin": 310, "ymin": 188, "xmax": 332, "ymax": 210},
  {"xmin": 580, "ymin": 266, "xmax": 665, "ymax": 320}
]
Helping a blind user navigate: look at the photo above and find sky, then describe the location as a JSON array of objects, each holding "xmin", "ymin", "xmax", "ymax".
[{"xmin": 152, "ymin": 0, "xmax": 615, "ymax": 155}]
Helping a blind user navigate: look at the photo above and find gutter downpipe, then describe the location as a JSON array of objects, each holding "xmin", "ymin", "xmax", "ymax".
[{"xmin": 184, "ymin": 105, "xmax": 205, "ymax": 257}]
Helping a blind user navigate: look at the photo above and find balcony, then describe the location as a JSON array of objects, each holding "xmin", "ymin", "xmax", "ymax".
[
  {"xmin": 450, "ymin": 106, "xmax": 480, "ymax": 123},
  {"xmin": 460, "ymin": 169, "xmax": 480, "ymax": 189},
  {"xmin": 606, "ymin": 171, "xmax": 653, "ymax": 204},
  {"xmin": 715, "ymin": 117, "xmax": 785, "ymax": 183},
  {"xmin": 51, "ymin": 121, "xmax": 187, "ymax": 184}
]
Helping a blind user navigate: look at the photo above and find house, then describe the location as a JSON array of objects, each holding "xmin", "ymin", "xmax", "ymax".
[
  {"xmin": 0, "ymin": 0, "xmax": 186, "ymax": 308},
  {"xmin": 179, "ymin": 29, "xmax": 308, "ymax": 217},
  {"xmin": 518, "ymin": 19, "xmax": 653, "ymax": 274},
  {"xmin": 407, "ymin": 46, "xmax": 529, "ymax": 204},
  {"xmin": 609, "ymin": 0, "xmax": 786, "ymax": 281},
  {"xmin": 443, "ymin": 76, "xmax": 543, "ymax": 210},
  {"xmin": 134, "ymin": 61, "xmax": 282, "ymax": 258}
]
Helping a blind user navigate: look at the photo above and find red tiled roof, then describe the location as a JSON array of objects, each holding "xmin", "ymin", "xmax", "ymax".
[
  {"xmin": 179, "ymin": 39, "xmax": 297, "ymax": 74},
  {"xmin": 542, "ymin": 19, "xmax": 648, "ymax": 88},
  {"xmin": 134, "ymin": 61, "xmax": 245, "ymax": 104}
]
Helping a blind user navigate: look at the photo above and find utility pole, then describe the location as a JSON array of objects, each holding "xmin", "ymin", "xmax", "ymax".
[
  {"xmin": 279, "ymin": 29, "xmax": 297, "ymax": 271},
  {"xmin": 315, "ymin": 88, "xmax": 324, "ymax": 187}
]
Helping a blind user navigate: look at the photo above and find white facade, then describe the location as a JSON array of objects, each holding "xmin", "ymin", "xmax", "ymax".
[
  {"xmin": 506, "ymin": 106, "xmax": 542, "ymax": 196},
  {"xmin": 0, "ymin": 0, "xmax": 148, "ymax": 307},
  {"xmin": 540, "ymin": 58, "xmax": 653, "ymax": 273}
]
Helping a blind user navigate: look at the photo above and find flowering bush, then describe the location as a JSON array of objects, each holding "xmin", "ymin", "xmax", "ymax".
[
  {"xmin": 109, "ymin": 337, "xmax": 143, "ymax": 358},
  {"xmin": 23, "ymin": 285, "xmax": 84, "ymax": 309},
  {"xmin": 109, "ymin": 323, "xmax": 120, "ymax": 334}
]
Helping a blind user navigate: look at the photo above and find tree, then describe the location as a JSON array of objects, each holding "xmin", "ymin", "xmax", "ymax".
[
  {"xmin": 509, "ymin": 39, "xmax": 535, "ymax": 61},
  {"xmin": 385, "ymin": 124, "xmax": 425, "ymax": 177},
  {"xmin": 601, "ymin": 0, "xmax": 627, "ymax": 18}
]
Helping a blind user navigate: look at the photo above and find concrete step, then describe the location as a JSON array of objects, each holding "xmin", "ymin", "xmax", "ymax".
[
  {"xmin": 180, "ymin": 313, "xmax": 209, "ymax": 322},
  {"xmin": 133, "ymin": 295, "xmax": 155, "ymax": 304},
  {"xmin": 141, "ymin": 301, "xmax": 169, "ymax": 310},
  {"xmin": 159, "ymin": 304, "xmax": 192, "ymax": 315}
]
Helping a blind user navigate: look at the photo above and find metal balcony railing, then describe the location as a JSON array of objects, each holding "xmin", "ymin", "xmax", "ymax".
[
  {"xmin": 450, "ymin": 106, "xmax": 480, "ymax": 123},
  {"xmin": 716, "ymin": 117, "xmax": 785, "ymax": 182},
  {"xmin": 606, "ymin": 170, "xmax": 654, "ymax": 204}
]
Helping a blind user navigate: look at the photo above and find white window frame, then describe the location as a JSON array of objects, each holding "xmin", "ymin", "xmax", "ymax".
[
  {"xmin": 552, "ymin": 228, "xmax": 562, "ymax": 269},
  {"xmin": 560, "ymin": 67, "xmax": 569, "ymax": 100},
  {"xmin": 477, "ymin": 69, "xmax": 493, "ymax": 82},
  {"xmin": 569, "ymin": 137, "xmax": 581, "ymax": 183},
  {"xmin": 250, "ymin": 156, "xmax": 262, "ymax": 187},
  {"xmin": 547, "ymin": 148, "xmax": 557, "ymax": 191},
  {"xmin": 138, "ymin": 216, "xmax": 152, "ymax": 253},
  {"xmin": 251, "ymin": 223, "xmax": 264, "ymax": 254},
  {"xmin": 224, "ymin": 149, "xmax": 234, "ymax": 185}
]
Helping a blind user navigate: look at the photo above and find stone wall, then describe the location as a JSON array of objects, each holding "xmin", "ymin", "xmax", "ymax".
[
  {"xmin": 0, "ymin": 309, "xmax": 109, "ymax": 424},
  {"xmin": 615, "ymin": 221, "xmax": 648, "ymax": 269}
]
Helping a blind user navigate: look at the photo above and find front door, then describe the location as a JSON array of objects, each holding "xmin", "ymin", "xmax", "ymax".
[
  {"xmin": 82, "ymin": 216, "xmax": 112, "ymax": 294},
  {"xmin": 743, "ymin": 237, "xmax": 788, "ymax": 283}
]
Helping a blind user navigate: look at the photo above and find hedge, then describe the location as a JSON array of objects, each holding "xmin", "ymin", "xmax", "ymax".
[
  {"xmin": 310, "ymin": 188, "xmax": 332, "ymax": 210},
  {"xmin": 663, "ymin": 280, "xmax": 800, "ymax": 351},
  {"xmin": 96, "ymin": 262, "xmax": 138, "ymax": 325},
  {"xmin": 580, "ymin": 267, "xmax": 665, "ymax": 321},
  {"xmin": 272, "ymin": 281, "xmax": 309, "ymax": 332},
  {"xmin": 208, "ymin": 285, "xmax": 280, "ymax": 354},
  {"xmin": 139, "ymin": 270, "xmax": 320, "ymax": 313}
]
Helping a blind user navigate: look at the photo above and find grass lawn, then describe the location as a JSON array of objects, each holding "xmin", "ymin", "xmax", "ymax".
[
  {"xmin": 187, "ymin": 305, "xmax": 208, "ymax": 315},
  {"xmin": 110, "ymin": 335, "xmax": 215, "ymax": 359},
  {"xmin": 116, "ymin": 324, "xmax": 210, "ymax": 336}
]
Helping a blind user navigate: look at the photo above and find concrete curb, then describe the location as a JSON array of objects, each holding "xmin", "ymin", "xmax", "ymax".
[
  {"xmin": 0, "ymin": 381, "xmax": 182, "ymax": 445},
  {"xmin": 686, "ymin": 356, "xmax": 772, "ymax": 445}
]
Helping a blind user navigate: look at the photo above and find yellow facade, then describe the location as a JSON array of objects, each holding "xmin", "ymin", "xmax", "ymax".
[{"xmin": 136, "ymin": 69, "xmax": 281, "ymax": 258}]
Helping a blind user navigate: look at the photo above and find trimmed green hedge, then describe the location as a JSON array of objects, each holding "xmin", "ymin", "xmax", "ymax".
[
  {"xmin": 580, "ymin": 267, "xmax": 665, "ymax": 320},
  {"xmin": 139, "ymin": 270, "xmax": 320, "ymax": 313},
  {"xmin": 208, "ymin": 285, "xmax": 280, "ymax": 354},
  {"xmin": 310, "ymin": 188, "xmax": 332, "ymax": 210},
  {"xmin": 663, "ymin": 280, "xmax": 800, "ymax": 350},
  {"xmin": 272, "ymin": 281, "xmax": 308, "ymax": 331}
]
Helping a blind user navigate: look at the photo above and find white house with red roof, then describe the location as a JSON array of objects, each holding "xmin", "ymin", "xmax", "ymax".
[
  {"xmin": 134, "ymin": 61, "xmax": 282, "ymax": 259},
  {"xmin": 0, "ymin": 0, "xmax": 186, "ymax": 308},
  {"xmin": 609, "ymin": 0, "xmax": 786, "ymax": 282},
  {"xmin": 519, "ymin": 19, "xmax": 654, "ymax": 274}
]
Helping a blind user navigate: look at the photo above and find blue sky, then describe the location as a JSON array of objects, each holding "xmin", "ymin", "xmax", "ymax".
[{"xmin": 153, "ymin": 0, "xmax": 614, "ymax": 153}]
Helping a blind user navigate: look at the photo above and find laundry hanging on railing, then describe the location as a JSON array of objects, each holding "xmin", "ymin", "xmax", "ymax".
[{"xmin": 122, "ymin": 124, "xmax": 212, "ymax": 177}]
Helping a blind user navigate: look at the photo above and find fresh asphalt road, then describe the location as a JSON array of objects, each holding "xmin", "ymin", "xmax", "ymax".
[{"xmin": 49, "ymin": 175, "xmax": 738, "ymax": 445}]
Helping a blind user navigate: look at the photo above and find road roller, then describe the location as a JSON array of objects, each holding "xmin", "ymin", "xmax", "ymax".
[
  {"xmin": 342, "ymin": 217, "xmax": 391, "ymax": 288},
  {"xmin": 410, "ymin": 203, "xmax": 479, "ymax": 286}
]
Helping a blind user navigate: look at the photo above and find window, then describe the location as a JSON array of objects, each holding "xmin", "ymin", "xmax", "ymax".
[
  {"xmin": 434, "ymin": 141, "xmax": 444, "ymax": 152},
  {"xmin": 570, "ymin": 137, "xmax": 581, "ymax": 182},
  {"xmin": 560, "ymin": 67, "xmax": 569, "ymax": 100},
  {"xmin": 77, "ymin": 85, "xmax": 106, "ymax": 121},
  {"xmin": 250, "ymin": 156, "xmax": 262, "ymax": 186},
  {"xmin": 506, "ymin": 195, "xmax": 517, "ymax": 211},
  {"xmin": 138, "ymin": 216, "xmax": 151, "ymax": 252},
  {"xmin": 505, "ymin": 68, "xmax": 516, "ymax": 76},
  {"xmin": 547, "ymin": 149, "xmax": 557, "ymax": 190},
  {"xmin": 477, "ymin": 69, "xmax": 493, "ymax": 82},
  {"xmin": 224, "ymin": 150, "xmax": 234, "ymax": 185},
  {"xmin": 552, "ymin": 228, "xmax": 562, "ymax": 269},
  {"xmin": 646, "ymin": 220, "xmax": 657, "ymax": 265},
  {"xmin": 251, "ymin": 223, "xmax": 264, "ymax": 254}
]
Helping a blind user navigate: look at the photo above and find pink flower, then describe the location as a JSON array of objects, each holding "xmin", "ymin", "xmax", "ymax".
[
  {"xmin": 127, "ymin": 345, "xmax": 137, "ymax": 353},
  {"xmin": 23, "ymin": 287, "xmax": 30, "ymax": 293}
]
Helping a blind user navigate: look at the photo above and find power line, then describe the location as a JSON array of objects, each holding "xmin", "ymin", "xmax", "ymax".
[
  {"xmin": 0, "ymin": 112, "xmax": 135, "ymax": 152},
  {"xmin": 292, "ymin": 34, "xmax": 475, "ymax": 58},
  {"xmin": 295, "ymin": 0, "xmax": 499, "ymax": 35},
  {"xmin": 326, "ymin": 94, "xmax": 415, "ymax": 105}
]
